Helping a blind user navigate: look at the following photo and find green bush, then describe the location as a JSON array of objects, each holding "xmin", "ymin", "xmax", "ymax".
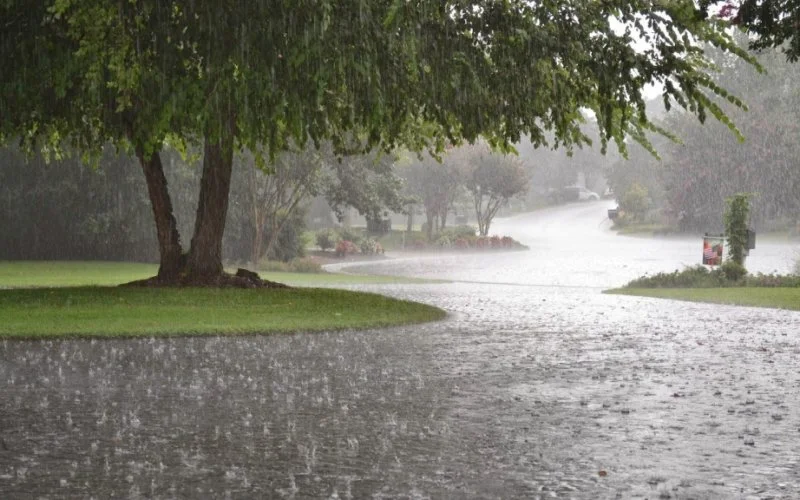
[
  {"xmin": 337, "ymin": 227, "xmax": 363, "ymax": 245},
  {"xmin": 258, "ymin": 257, "xmax": 323, "ymax": 273},
  {"xmin": 743, "ymin": 273, "xmax": 800, "ymax": 287},
  {"xmin": 315, "ymin": 229, "xmax": 337, "ymax": 252},
  {"xmin": 721, "ymin": 261, "xmax": 747, "ymax": 282},
  {"xmin": 289, "ymin": 257, "xmax": 323, "ymax": 273},
  {"xmin": 620, "ymin": 183, "xmax": 650, "ymax": 222},
  {"xmin": 359, "ymin": 238, "xmax": 379, "ymax": 255},
  {"xmin": 448, "ymin": 225, "xmax": 478, "ymax": 239},
  {"xmin": 258, "ymin": 259, "xmax": 292, "ymax": 272},
  {"xmin": 625, "ymin": 264, "xmax": 800, "ymax": 289},
  {"xmin": 264, "ymin": 209, "xmax": 307, "ymax": 262},
  {"xmin": 625, "ymin": 265, "xmax": 729, "ymax": 288},
  {"xmin": 435, "ymin": 234, "xmax": 453, "ymax": 248}
]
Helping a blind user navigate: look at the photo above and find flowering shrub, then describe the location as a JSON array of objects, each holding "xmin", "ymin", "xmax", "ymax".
[
  {"xmin": 335, "ymin": 240, "xmax": 358, "ymax": 257},
  {"xmin": 360, "ymin": 238, "xmax": 379, "ymax": 255},
  {"xmin": 436, "ymin": 235, "xmax": 453, "ymax": 248},
  {"xmin": 454, "ymin": 238, "xmax": 470, "ymax": 249},
  {"xmin": 489, "ymin": 235, "xmax": 502, "ymax": 248},
  {"xmin": 315, "ymin": 229, "xmax": 336, "ymax": 252}
]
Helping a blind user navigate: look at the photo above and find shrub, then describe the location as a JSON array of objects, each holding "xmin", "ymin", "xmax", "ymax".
[
  {"xmin": 450, "ymin": 225, "xmax": 477, "ymax": 238},
  {"xmin": 721, "ymin": 261, "xmax": 747, "ymax": 282},
  {"xmin": 501, "ymin": 236, "xmax": 514, "ymax": 248},
  {"xmin": 435, "ymin": 234, "xmax": 453, "ymax": 248},
  {"xmin": 620, "ymin": 183, "xmax": 650, "ymax": 222},
  {"xmin": 337, "ymin": 227, "xmax": 363, "ymax": 245},
  {"xmin": 265, "ymin": 209, "xmax": 307, "ymax": 262},
  {"xmin": 335, "ymin": 240, "xmax": 358, "ymax": 257},
  {"xmin": 315, "ymin": 229, "xmax": 337, "ymax": 252},
  {"xmin": 454, "ymin": 238, "xmax": 470, "ymax": 249},
  {"xmin": 744, "ymin": 273, "xmax": 800, "ymax": 287},
  {"xmin": 258, "ymin": 259, "xmax": 291, "ymax": 272},
  {"xmin": 624, "ymin": 265, "xmax": 727, "ymax": 288},
  {"xmin": 489, "ymin": 235, "xmax": 502, "ymax": 248},
  {"xmin": 289, "ymin": 257, "xmax": 323, "ymax": 273},
  {"xmin": 360, "ymin": 238, "xmax": 379, "ymax": 255}
]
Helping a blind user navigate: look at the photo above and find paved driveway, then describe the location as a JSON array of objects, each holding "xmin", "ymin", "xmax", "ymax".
[{"xmin": 1, "ymin": 203, "xmax": 798, "ymax": 499}]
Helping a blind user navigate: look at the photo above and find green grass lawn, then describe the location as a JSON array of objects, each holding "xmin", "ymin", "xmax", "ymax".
[
  {"xmin": 0, "ymin": 261, "xmax": 446, "ymax": 339},
  {"xmin": 0, "ymin": 261, "xmax": 160, "ymax": 287},
  {"xmin": 607, "ymin": 287, "xmax": 800, "ymax": 311},
  {"xmin": 0, "ymin": 260, "xmax": 436, "ymax": 288},
  {"xmin": 0, "ymin": 287, "xmax": 446, "ymax": 339}
]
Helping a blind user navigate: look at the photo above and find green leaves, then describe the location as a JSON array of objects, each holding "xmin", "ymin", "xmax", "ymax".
[{"xmin": 3, "ymin": 0, "xmax": 760, "ymax": 168}]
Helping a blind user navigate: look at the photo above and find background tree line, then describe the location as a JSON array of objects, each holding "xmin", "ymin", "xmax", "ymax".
[
  {"xmin": 397, "ymin": 142, "xmax": 529, "ymax": 239},
  {"xmin": 0, "ymin": 143, "xmax": 405, "ymax": 264},
  {"xmin": 605, "ymin": 38, "xmax": 800, "ymax": 233}
]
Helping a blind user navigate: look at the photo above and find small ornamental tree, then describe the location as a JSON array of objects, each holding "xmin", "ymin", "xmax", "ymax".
[{"xmin": 724, "ymin": 193, "xmax": 751, "ymax": 266}]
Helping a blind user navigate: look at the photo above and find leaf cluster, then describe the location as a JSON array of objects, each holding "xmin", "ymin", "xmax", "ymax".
[{"xmin": 2, "ymin": 0, "xmax": 759, "ymax": 164}]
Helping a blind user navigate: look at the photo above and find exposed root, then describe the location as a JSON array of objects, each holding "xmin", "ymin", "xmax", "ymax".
[{"xmin": 121, "ymin": 268, "xmax": 290, "ymax": 289}]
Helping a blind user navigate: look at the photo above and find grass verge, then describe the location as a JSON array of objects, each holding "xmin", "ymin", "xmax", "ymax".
[
  {"xmin": 0, "ymin": 287, "xmax": 446, "ymax": 339},
  {"xmin": 0, "ymin": 261, "xmax": 437, "ymax": 288},
  {"xmin": 606, "ymin": 287, "xmax": 800, "ymax": 311}
]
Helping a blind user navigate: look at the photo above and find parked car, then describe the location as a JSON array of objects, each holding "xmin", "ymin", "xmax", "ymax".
[
  {"xmin": 547, "ymin": 186, "xmax": 601, "ymax": 204},
  {"xmin": 577, "ymin": 187, "xmax": 600, "ymax": 201}
]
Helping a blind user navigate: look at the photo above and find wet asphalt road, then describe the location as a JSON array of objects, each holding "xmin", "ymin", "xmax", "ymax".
[{"xmin": 2, "ymin": 202, "xmax": 799, "ymax": 499}]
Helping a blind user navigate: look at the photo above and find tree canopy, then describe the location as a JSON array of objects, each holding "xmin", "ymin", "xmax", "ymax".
[
  {"xmin": 704, "ymin": 1, "xmax": 800, "ymax": 62},
  {"xmin": 0, "ymin": 0, "xmax": 757, "ymax": 284}
]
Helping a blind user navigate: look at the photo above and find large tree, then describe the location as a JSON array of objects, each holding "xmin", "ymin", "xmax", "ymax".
[{"xmin": 2, "ymin": 0, "xmax": 756, "ymax": 285}]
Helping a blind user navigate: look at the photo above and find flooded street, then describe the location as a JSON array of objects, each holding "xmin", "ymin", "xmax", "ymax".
[{"xmin": 3, "ymin": 202, "xmax": 800, "ymax": 499}]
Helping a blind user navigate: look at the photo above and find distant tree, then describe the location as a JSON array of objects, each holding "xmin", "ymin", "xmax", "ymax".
[
  {"xmin": 659, "ymin": 40, "xmax": 800, "ymax": 231},
  {"xmin": 235, "ymin": 149, "xmax": 323, "ymax": 266},
  {"xmin": 228, "ymin": 142, "xmax": 406, "ymax": 265},
  {"xmin": 398, "ymin": 152, "xmax": 463, "ymax": 240},
  {"xmin": 458, "ymin": 144, "xmax": 529, "ymax": 236},
  {"xmin": 320, "ymin": 147, "xmax": 407, "ymax": 224}
]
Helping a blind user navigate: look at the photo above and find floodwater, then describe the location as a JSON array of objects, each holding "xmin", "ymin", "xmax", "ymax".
[{"xmin": 2, "ymin": 201, "xmax": 800, "ymax": 499}]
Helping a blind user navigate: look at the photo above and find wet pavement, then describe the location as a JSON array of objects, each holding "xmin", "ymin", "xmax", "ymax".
[{"xmin": 2, "ymin": 201, "xmax": 799, "ymax": 499}]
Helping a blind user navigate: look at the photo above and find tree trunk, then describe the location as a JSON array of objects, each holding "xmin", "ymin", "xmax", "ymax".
[
  {"xmin": 425, "ymin": 210, "xmax": 435, "ymax": 241},
  {"xmin": 187, "ymin": 128, "xmax": 235, "ymax": 281},
  {"xmin": 251, "ymin": 220, "xmax": 264, "ymax": 268},
  {"xmin": 138, "ymin": 150, "xmax": 184, "ymax": 280}
]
